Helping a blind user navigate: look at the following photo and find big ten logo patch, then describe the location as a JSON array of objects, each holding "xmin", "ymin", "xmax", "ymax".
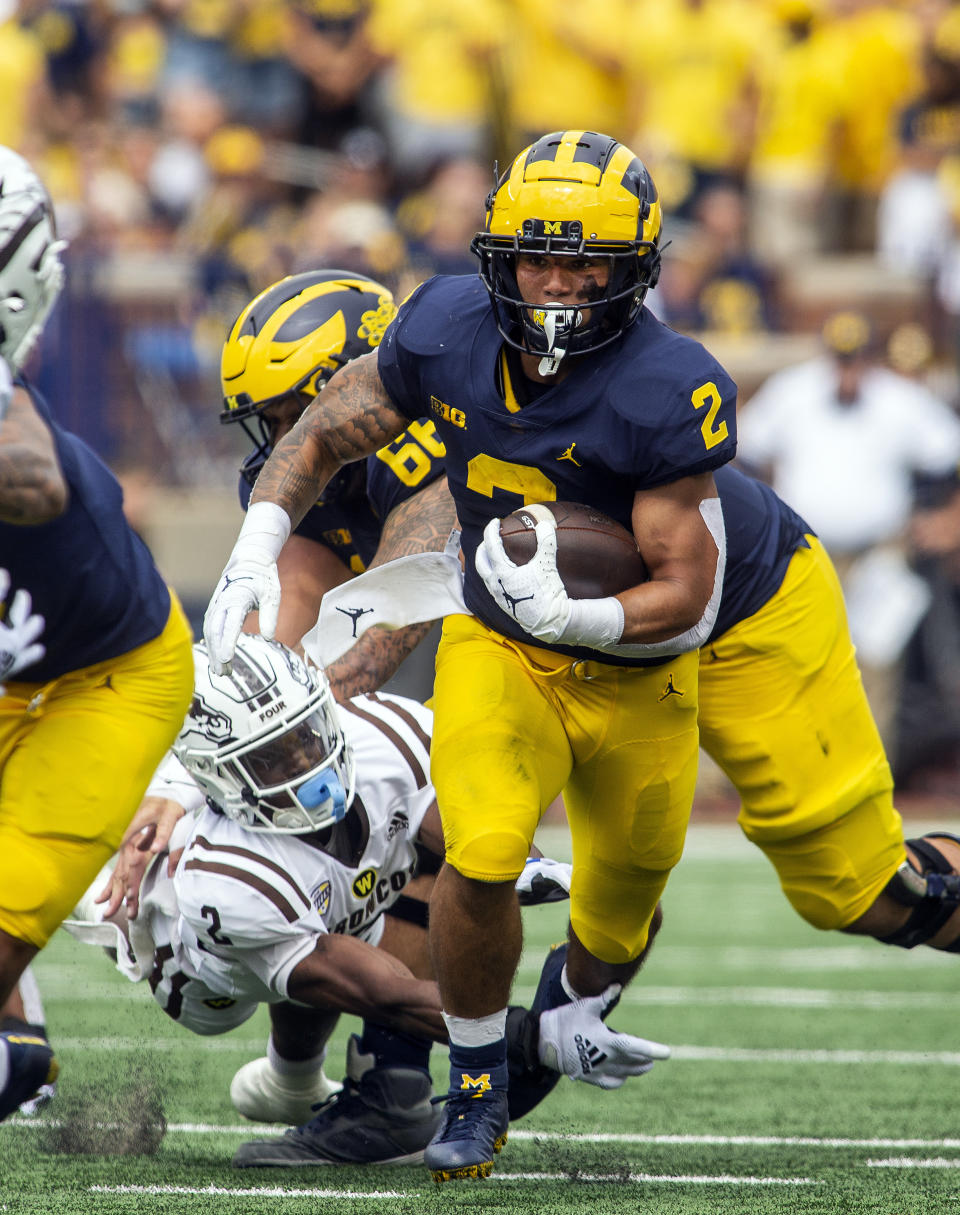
[{"xmin": 429, "ymin": 395, "xmax": 466, "ymax": 429}]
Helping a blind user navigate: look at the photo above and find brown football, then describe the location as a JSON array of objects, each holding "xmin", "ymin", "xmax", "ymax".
[{"xmin": 498, "ymin": 501, "xmax": 649, "ymax": 599}]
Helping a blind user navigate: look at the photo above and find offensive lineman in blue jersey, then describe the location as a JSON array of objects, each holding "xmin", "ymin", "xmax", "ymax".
[
  {"xmin": 0, "ymin": 147, "xmax": 195, "ymax": 1121},
  {"xmin": 218, "ymin": 270, "xmax": 455, "ymax": 696},
  {"xmin": 204, "ymin": 130, "xmax": 734, "ymax": 1181}
]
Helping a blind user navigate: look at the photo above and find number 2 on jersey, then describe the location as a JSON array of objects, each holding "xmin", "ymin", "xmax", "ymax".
[
  {"xmin": 692, "ymin": 381, "xmax": 728, "ymax": 450},
  {"xmin": 466, "ymin": 454, "xmax": 558, "ymax": 506}
]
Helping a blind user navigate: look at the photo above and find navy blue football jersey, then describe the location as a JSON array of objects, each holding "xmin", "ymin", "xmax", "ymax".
[
  {"xmin": 378, "ymin": 275, "xmax": 738, "ymax": 663},
  {"xmin": 1, "ymin": 382, "xmax": 172, "ymax": 681},
  {"xmin": 710, "ymin": 465, "xmax": 811, "ymax": 643},
  {"xmin": 238, "ymin": 420, "xmax": 446, "ymax": 572}
]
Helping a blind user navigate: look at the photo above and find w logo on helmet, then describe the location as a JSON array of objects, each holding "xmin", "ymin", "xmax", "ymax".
[{"xmin": 460, "ymin": 1072, "xmax": 491, "ymax": 1097}]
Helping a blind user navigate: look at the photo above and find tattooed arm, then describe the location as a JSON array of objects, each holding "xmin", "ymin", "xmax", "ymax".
[
  {"xmin": 204, "ymin": 353, "xmax": 415, "ymax": 672},
  {"xmin": 250, "ymin": 352, "xmax": 410, "ymax": 526},
  {"xmin": 0, "ymin": 384, "xmax": 68, "ymax": 525},
  {"xmin": 366, "ymin": 476, "xmax": 459, "ymax": 568},
  {"xmin": 326, "ymin": 475, "xmax": 459, "ymax": 699}
]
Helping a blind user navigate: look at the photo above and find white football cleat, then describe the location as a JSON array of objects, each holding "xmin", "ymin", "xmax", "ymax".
[
  {"xmin": 18, "ymin": 1078, "xmax": 57, "ymax": 1116},
  {"xmin": 230, "ymin": 1056, "xmax": 342, "ymax": 1125}
]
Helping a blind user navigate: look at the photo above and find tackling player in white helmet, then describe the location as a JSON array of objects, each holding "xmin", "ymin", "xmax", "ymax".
[
  {"xmin": 66, "ymin": 636, "xmax": 638, "ymax": 1168},
  {"xmin": 0, "ymin": 148, "xmax": 66, "ymax": 380}
]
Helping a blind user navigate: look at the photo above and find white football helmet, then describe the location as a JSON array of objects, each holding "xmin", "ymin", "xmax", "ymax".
[
  {"xmin": 0, "ymin": 147, "xmax": 67, "ymax": 373},
  {"xmin": 174, "ymin": 636, "xmax": 355, "ymax": 834}
]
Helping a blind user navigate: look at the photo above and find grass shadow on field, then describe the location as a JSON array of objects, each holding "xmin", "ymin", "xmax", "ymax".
[{"xmin": 35, "ymin": 1062, "xmax": 167, "ymax": 1156}]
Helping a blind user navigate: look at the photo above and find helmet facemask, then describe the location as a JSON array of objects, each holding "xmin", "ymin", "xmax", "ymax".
[
  {"xmin": 0, "ymin": 148, "xmax": 67, "ymax": 373},
  {"xmin": 471, "ymin": 131, "xmax": 662, "ymax": 374},
  {"xmin": 233, "ymin": 388, "xmax": 318, "ymax": 489},
  {"xmin": 175, "ymin": 637, "xmax": 356, "ymax": 835}
]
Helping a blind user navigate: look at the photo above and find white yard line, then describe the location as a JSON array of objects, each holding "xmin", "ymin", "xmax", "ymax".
[
  {"xmin": 670, "ymin": 1045, "xmax": 960, "ymax": 1064},
  {"xmin": 87, "ymin": 1172, "xmax": 823, "ymax": 1196},
  {"xmin": 867, "ymin": 1158, "xmax": 960, "ymax": 1169},
  {"xmin": 87, "ymin": 1185, "xmax": 408, "ymax": 1198},
  {"xmin": 500, "ymin": 1172, "xmax": 823, "ymax": 1185},
  {"xmin": 618, "ymin": 986, "xmax": 948, "ymax": 1010}
]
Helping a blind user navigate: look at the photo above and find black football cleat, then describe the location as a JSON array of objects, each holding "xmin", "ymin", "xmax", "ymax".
[
  {"xmin": 233, "ymin": 1035, "xmax": 440, "ymax": 1167},
  {"xmin": 0, "ymin": 1030, "xmax": 59, "ymax": 1122},
  {"xmin": 506, "ymin": 942, "xmax": 568, "ymax": 1120},
  {"xmin": 423, "ymin": 1088, "xmax": 509, "ymax": 1183}
]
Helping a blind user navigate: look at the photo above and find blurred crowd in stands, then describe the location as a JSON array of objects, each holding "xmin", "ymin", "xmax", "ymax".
[{"xmin": 9, "ymin": 0, "xmax": 960, "ymax": 793}]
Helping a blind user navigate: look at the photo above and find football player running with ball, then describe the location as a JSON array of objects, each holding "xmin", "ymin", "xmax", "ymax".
[
  {"xmin": 0, "ymin": 147, "xmax": 195, "ymax": 1121},
  {"xmin": 204, "ymin": 130, "xmax": 735, "ymax": 1182}
]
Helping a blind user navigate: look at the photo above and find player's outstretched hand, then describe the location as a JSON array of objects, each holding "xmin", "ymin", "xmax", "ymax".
[
  {"xmin": 0, "ymin": 569, "xmax": 45, "ymax": 690},
  {"xmin": 203, "ymin": 503, "xmax": 290, "ymax": 674},
  {"xmin": 95, "ymin": 796, "xmax": 186, "ymax": 919},
  {"xmin": 538, "ymin": 984, "xmax": 670, "ymax": 1089},
  {"xmin": 204, "ymin": 561, "xmax": 280, "ymax": 675},
  {"xmin": 515, "ymin": 856, "xmax": 572, "ymax": 905}
]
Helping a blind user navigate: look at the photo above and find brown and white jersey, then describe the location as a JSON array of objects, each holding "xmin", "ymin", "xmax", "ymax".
[{"xmin": 154, "ymin": 691, "xmax": 435, "ymax": 1017}]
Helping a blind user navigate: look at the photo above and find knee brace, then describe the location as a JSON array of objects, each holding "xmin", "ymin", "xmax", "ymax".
[{"xmin": 880, "ymin": 833, "xmax": 960, "ymax": 950}]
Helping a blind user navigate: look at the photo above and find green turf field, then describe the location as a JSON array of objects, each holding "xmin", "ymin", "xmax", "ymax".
[{"xmin": 3, "ymin": 820, "xmax": 959, "ymax": 1215}]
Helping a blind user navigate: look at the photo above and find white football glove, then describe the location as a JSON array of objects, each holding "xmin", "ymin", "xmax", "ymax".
[
  {"xmin": 538, "ymin": 983, "xmax": 670, "ymax": 1089},
  {"xmin": 203, "ymin": 503, "xmax": 291, "ymax": 675},
  {"xmin": 0, "ymin": 568, "xmax": 46, "ymax": 687},
  {"xmin": 475, "ymin": 506, "xmax": 623, "ymax": 649},
  {"xmin": 514, "ymin": 856, "xmax": 572, "ymax": 905}
]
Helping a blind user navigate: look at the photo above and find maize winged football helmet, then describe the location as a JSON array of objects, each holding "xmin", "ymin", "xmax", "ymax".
[
  {"xmin": 0, "ymin": 147, "xmax": 67, "ymax": 373},
  {"xmin": 220, "ymin": 270, "xmax": 396, "ymax": 485},
  {"xmin": 174, "ymin": 635, "xmax": 355, "ymax": 834},
  {"xmin": 471, "ymin": 130, "xmax": 661, "ymax": 369}
]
